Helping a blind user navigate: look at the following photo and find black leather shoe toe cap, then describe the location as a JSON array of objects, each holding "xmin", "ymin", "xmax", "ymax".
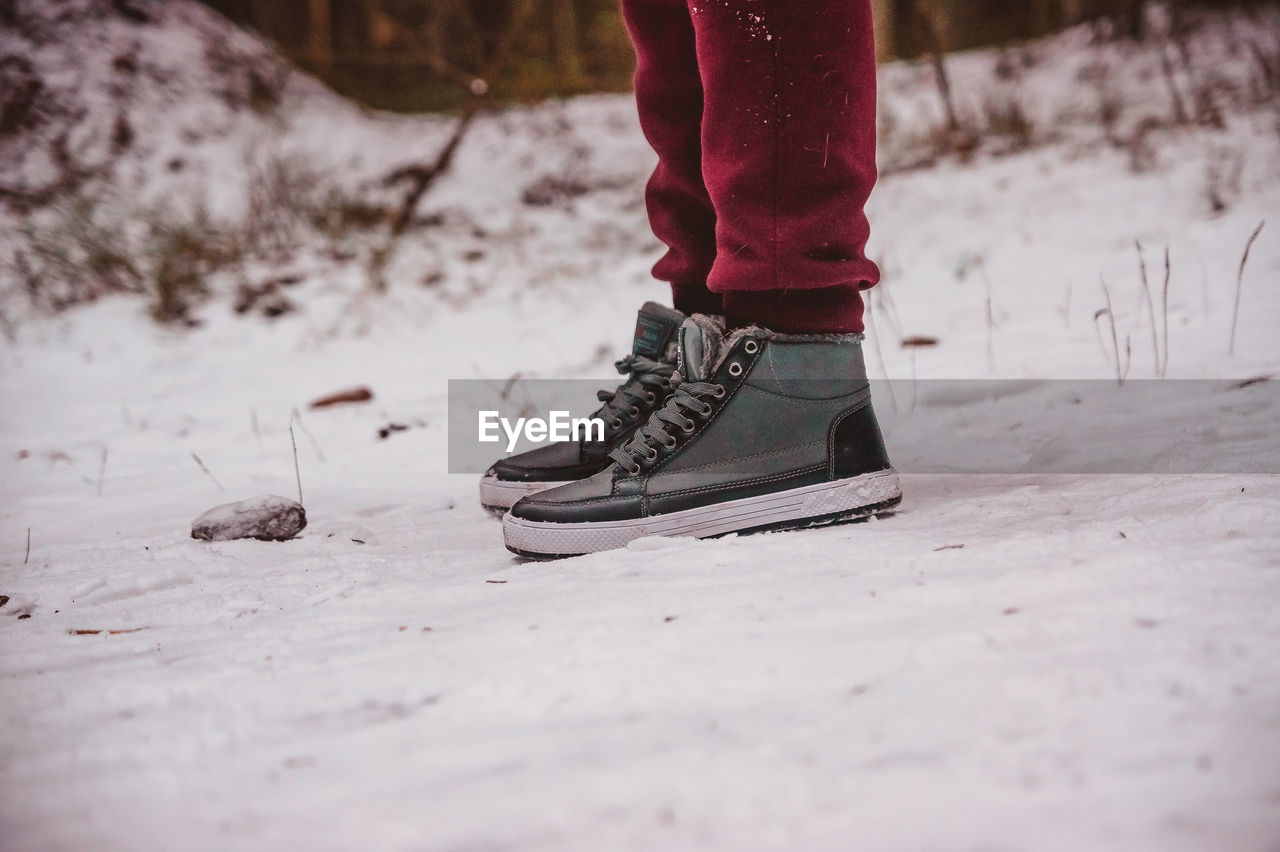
[
  {"xmin": 488, "ymin": 441, "xmax": 605, "ymax": 483},
  {"xmin": 507, "ymin": 467, "xmax": 644, "ymax": 522},
  {"xmin": 510, "ymin": 494, "xmax": 645, "ymax": 523}
]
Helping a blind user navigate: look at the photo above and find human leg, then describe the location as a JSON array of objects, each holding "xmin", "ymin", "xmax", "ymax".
[
  {"xmin": 690, "ymin": 0, "xmax": 881, "ymax": 333},
  {"xmin": 621, "ymin": 0, "xmax": 721, "ymax": 316}
]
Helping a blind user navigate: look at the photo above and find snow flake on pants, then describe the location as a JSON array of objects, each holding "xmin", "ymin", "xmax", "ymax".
[{"xmin": 692, "ymin": 0, "xmax": 776, "ymax": 41}]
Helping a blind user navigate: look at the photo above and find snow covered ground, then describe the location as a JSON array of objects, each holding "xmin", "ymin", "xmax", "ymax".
[{"xmin": 2, "ymin": 2, "xmax": 1280, "ymax": 850}]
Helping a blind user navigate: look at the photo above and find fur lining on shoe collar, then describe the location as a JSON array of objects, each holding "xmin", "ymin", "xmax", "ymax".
[
  {"xmin": 715, "ymin": 325, "xmax": 864, "ymax": 374},
  {"xmin": 676, "ymin": 314, "xmax": 727, "ymax": 381},
  {"xmin": 679, "ymin": 314, "xmax": 864, "ymax": 379},
  {"xmin": 724, "ymin": 326, "xmax": 865, "ymax": 344}
]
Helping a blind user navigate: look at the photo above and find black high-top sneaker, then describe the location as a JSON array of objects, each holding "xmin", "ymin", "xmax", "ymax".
[
  {"xmin": 478, "ymin": 302, "xmax": 685, "ymax": 512},
  {"xmin": 502, "ymin": 314, "xmax": 902, "ymax": 557}
]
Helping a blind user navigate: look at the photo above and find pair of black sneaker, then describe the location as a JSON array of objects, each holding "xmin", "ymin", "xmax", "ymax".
[{"xmin": 480, "ymin": 302, "xmax": 902, "ymax": 558}]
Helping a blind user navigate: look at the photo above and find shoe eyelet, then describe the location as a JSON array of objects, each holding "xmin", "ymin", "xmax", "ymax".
[
  {"xmin": 728, "ymin": 362, "xmax": 743, "ymax": 377},
  {"xmin": 627, "ymin": 464, "xmax": 642, "ymax": 476},
  {"xmin": 700, "ymin": 404, "xmax": 713, "ymax": 417},
  {"xmin": 713, "ymin": 384, "xmax": 726, "ymax": 398},
  {"xmin": 682, "ymin": 420, "xmax": 695, "ymax": 433},
  {"xmin": 612, "ymin": 418, "xmax": 624, "ymax": 429},
  {"xmin": 645, "ymin": 447, "xmax": 658, "ymax": 461},
  {"xmin": 645, "ymin": 392, "xmax": 656, "ymax": 404},
  {"xmin": 629, "ymin": 406, "xmax": 640, "ymax": 417},
  {"xmin": 663, "ymin": 436, "xmax": 677, "ymax": 449},
  {"xmin": 743, "ymin": 339, "xmax": 759, "ymax": 354}
]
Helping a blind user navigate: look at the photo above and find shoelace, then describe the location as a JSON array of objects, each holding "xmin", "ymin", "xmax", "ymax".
[
  {"xmin": 609, "ymin": 379, "xmax": 725, "ymax": 475},
  {"xmin": 592, "ymin": 354, "xmax": 676, "ymax": 433}
]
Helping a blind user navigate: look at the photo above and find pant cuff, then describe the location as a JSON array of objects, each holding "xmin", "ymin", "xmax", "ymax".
[
  {"xmin": 671, "ymin": 283, "xmax": 724, "ymax": 318},
  {"xmin": 722, "ymin": 285, "xmax": 864, "ymax": 334}
]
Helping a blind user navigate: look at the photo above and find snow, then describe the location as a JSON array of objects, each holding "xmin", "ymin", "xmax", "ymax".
[{"xmin": 2, "ymin": 2, "xmax": 1280, "ymax": 850}]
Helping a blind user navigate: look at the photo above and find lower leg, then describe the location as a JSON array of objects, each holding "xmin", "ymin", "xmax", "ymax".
[
  {"xmin": 621, "ymin": 0, "xmax": 721, "ymax": 316},
  {"xmin": 691, "ymin": 0, "xmax": 881, "ymax": 333}
]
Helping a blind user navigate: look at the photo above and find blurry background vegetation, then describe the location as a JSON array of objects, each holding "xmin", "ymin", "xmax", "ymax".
[
  {"xmin": 5, "ymin": 0, "xmax": 1273, "ymax": 324},
  {"xmin": 198, "ymin": 0, "xmax": 1196, "ymax": 112}
]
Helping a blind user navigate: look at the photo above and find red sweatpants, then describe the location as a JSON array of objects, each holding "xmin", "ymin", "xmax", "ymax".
[{"xmin": 621, "ymin": 0, "xmax": 880, "ymax": 334}]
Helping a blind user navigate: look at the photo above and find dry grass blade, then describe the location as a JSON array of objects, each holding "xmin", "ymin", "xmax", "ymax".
[
  {"xmin": 1229, "ymin": 220, "xmax": 1265, "ymax": 356},
  {"xmin": 289, "ymin": 408, "xmax": 326, "ymax": 462},
  {"xmin": 289, "ymin": 422, "xmax": 303, "ymax": 507},
  {"xmin": 1095, "ymin": 275, "xmax": 1129, "ymax": 386},
  {"xmin": 1135, "ymin": 240, "xmax": 1160, "ymax": 375},
  {"xmin": 980, "ymin": 258, "xmax": 996, "ymax": 373},
  {"xmin": 96, "ymin": 447, "xmax": 108, "ymax": 497},
  {"xmin": 191, "ymin": 452, "xmax": 225, "ymax": 491},
  {"xmin": 251, "ymin": 408, "xmax": 264, "ymax": 459},
  {"xmin": 499, "ymin": 372, "xmax": 523, "ymax": 401},
  {"xmin": 1161, "ymin": 246, "xmax": 1171, "ymax": 377},
  {"xmin": 865, "ymin": 294, "xmax": 898, "ymax": 414}
]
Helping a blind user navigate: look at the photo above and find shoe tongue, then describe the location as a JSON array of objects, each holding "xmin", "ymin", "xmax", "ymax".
[
  {"xmin": 677, "ymin": 314, "xmax": 727, "ymax": 382},
  {"xmin": 631, "ymin": 302, "xmax": 685, "ymax": 359}
]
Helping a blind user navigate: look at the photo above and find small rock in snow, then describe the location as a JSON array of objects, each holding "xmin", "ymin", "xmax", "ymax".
[{"xmin": 191, "ymin": 495, "xmax": 306, "ymax": 542}]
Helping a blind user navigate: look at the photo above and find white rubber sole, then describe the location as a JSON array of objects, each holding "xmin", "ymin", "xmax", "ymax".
[
  {"xmin": 479, "ymin": 474, "xmax": 574, "ymax": 512},
  {"xmin": 503, "ymin": 469, "xmax": 902, "ymax": 558}
]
